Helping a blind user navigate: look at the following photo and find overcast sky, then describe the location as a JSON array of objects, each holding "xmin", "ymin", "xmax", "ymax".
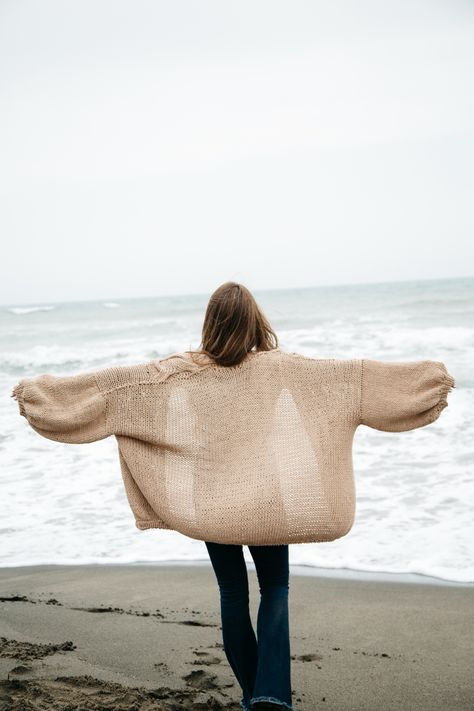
[{"xmin": 1, "ymin": 0, "xmax": 473, "ymax": 305}]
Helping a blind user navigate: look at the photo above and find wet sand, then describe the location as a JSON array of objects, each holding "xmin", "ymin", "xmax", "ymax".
[{"xmin": 0, "ymin": 563, "xmax": 473, "ymax": 710}]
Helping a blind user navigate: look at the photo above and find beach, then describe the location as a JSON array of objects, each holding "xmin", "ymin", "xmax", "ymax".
[{"xmin": 0, "ymin": 564, "xmax": 472, "ymax": 710}]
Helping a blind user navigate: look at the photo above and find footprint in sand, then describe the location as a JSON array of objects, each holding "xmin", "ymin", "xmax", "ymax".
[
  {"xmin": 8, "ymin": 665, "xmax": 33, "ymax": 675},
  {"xmin": 183, "ymin": 668, "xmax": 233, "ymax": 691},
  {"xmin": 292, "ymin": 652, "xmax": 323, "ymax": 669},
  {"xmin": 189, "ymin": 650, "xmax": 223, "ymax": 665},
  {"xmin": 0, "ymin": 637, "xmax": 76, "ymax": 662},
  {"xmin": 293, "ymin": 652, "xmax": 323, "ymax": 662}
]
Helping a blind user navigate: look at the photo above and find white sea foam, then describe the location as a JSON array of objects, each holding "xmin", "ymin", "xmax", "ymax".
[{"xmin": 7, "ymin": 305, "xmax": 55, "ymax": 315}]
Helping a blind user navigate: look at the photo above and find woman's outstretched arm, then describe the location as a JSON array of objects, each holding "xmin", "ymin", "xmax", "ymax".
[
  {"xmin": 359, "ymin": 359, "xmax": 456, "ymax": 432},
  {"xmin": 11, "ymin": 370, "xmax": 110, "ymax": 444},
  {"xmin": 11, "ymin": 359, "xmax": 160, "ymax": 444}
]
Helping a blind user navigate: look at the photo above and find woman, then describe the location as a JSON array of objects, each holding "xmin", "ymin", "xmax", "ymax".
[
  {"xmin": 11, "ymin": 281, "xmax": 455, "ymax": 711},
  {"xmin": 195, "ymin": 282, "xmax": 294, "ymax": 710}
]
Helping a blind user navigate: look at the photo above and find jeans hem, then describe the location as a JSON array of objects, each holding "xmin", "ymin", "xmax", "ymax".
[
  {"xmin": 240, "ymin": 698, "xmax": 252, "ymax": 711},
  {"xmin": 249, "ymin": 695, "xmax": 295, "ymax": 709}
]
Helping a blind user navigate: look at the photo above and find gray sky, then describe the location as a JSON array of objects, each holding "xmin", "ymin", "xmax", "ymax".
[{"xmin": 1, "ymin": 0, "xmax": 473, "ymax": 305}]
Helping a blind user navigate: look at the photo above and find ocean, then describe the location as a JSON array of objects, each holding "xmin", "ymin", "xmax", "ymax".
[{"xmin": 1, "ymin": 276, "xmax": 473, "ymax": 584}]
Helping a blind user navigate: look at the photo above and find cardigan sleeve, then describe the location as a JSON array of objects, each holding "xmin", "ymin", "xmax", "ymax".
[
  {"xmin": 11, "ymin": 359, "xmax": 159, "ymax": 444},
  {"xmin": 359, "ymin": 359, "xmax": 456, "ymax": 432},
  {"xmin": 11, "ymin": 370, "xmax": 109, "ymax": 444}
]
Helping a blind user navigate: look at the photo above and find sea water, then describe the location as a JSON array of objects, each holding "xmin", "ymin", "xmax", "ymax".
[{"xmin": 1, "ymin": 276, "xmax": 473, "ymax": 584}]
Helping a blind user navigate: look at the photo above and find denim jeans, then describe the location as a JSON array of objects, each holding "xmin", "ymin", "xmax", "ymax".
[{"xmin": 205, "ymin": 541, "xmax": 294, "ymax": 710}]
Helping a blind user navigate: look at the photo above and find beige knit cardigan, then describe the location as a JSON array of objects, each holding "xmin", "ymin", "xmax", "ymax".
[{"xmin": 11, "ymin": 348, "xmax": 455, "ymax": 545}]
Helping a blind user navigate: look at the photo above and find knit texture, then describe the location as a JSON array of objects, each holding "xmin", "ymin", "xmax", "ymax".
[{"xmin": 11, "ymin": 348, "xmax": 455, "ymax": 545}]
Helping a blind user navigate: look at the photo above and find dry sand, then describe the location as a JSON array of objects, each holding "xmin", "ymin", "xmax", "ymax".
[{"xmin": 0, "ymin": 563, "xmax": 473, "ymax": 710}]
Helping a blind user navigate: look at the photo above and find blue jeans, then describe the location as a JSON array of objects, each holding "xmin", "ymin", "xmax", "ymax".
[{"xmin": 205, "ymin": 541, "xmax": 294, "ymax": 710}]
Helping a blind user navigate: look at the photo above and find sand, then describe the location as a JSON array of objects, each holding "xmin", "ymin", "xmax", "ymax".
[{"xmin": 0, "ymin": 563, "xmax": 473, "ymax": 710}]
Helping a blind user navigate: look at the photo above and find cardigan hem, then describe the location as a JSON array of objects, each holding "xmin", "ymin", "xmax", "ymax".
[{"xmin": 135, "ymin": 519, "xmax": 173, "ymax": 530}]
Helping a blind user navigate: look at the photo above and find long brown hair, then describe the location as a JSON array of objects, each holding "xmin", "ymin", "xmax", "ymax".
[{"xmin": 188, "ymin": 282, "xmax": 279, "ymax": 367}]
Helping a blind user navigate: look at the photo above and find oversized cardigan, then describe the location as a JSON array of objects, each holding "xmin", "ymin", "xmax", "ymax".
[{"xmin": 11, "ymin": 348, "xmax": 455, "ymax": 545}]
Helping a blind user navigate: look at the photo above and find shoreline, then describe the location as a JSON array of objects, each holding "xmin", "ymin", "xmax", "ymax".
[
  {"xmin": 1, "ymin": 563, "xmax": 473, "ymax": 710},
  {"xmin": 1, "ymin": 559, "xmax": 472, "ymax": 588}
]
